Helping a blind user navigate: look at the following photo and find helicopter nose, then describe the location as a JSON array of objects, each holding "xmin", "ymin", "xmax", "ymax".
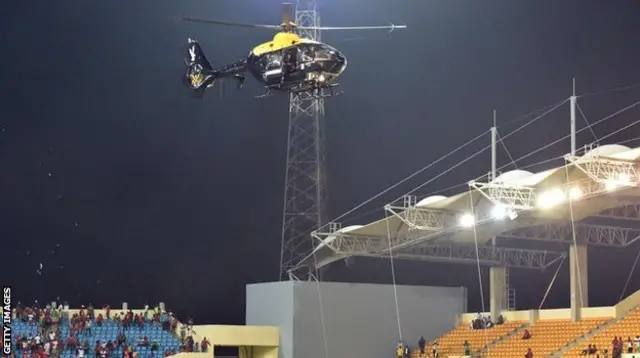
[{"xmin": 332, "ymin": 50, "xmax": 347, "ymax": 72}]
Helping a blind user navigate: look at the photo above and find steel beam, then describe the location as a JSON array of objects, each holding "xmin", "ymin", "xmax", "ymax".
[
  {"xmin": 386, "ymin": 196, "xmax": 455, "ymax": 231},
  {"xmin": 395, "ymin": 243, "xmax": 566, "ymax": 270},
  {"xmin": 310, "ymin": 224, "xmax": 566, "ymax": 269},
  {"xmin": 502, "ymin": 223, "xmax": 640, "ymax": 247},
  {"xmin": 384, "ymin": 195, "xmax": 494, "ymax": 252},
  {"xmin": 312, "ymin": 227, "xmax": 386, "ymax": 254},
  {"xmin": 469, "ymin": 180, "xmax": 536, "ymax": 211},
  {"xmin": 565, "ymin": 145, "xmax": 640, "ymax": 186},
  {"xmin": 596, "ymin": 204, "xmax": 640, "ymax": 221}
]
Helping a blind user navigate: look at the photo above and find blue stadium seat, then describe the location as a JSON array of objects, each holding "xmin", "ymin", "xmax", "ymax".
[{"xmin": 13, "ymin": 314, "xmax": 182, "ymax": 357}]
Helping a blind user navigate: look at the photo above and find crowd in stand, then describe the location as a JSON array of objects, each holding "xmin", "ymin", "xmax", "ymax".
[
  {"xmin": 396, "ymin": 337, "xmax": 442, "ymax": 358},
  {"xmin": 469, "ymin": 312, "xmax": 504, "ymax": 330},
  {"xmin": 577, "ymin": 336, "xmax": 640, "ymax": 357},
  {"xmin": 393, "ymin": 313, "xmax": 507, "ymax": 358},
  {"xmin": 9, "ymin": 301, "xmax": 211, "ymax": 358}
]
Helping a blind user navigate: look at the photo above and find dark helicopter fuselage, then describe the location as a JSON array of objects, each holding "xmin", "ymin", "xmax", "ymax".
[{"xmin": 246, "ymin": 37, "xmax": 347, "ymax": 93}]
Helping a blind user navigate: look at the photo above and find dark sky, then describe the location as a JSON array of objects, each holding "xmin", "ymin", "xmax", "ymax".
[{"xmin": 3, "ymin": 0, "xmax": 640, "ymax": 324}]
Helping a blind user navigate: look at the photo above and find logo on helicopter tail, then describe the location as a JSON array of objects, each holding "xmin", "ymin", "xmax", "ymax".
[
  {"xmin": 189, "ymin": 72, "xmax": 204, "ymax": 88},
  {"xmin": 189, "ymin": 45, "xmax": 197, "ymax": 63}
]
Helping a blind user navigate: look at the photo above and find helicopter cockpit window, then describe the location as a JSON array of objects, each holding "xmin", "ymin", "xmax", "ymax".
[
  {"xmin": 313, "ymin": 45, "xmax": 333, "ymax": 60},
  {"xmin": 299, "ymin": 44, "xmax": 322, "ymax": 63},
  {"xmin": 299, "ymin": 43, "xmax": 335, "ymax": 63},
  {"xmin": 262, "ymin": 53, "xmax": 283, "ymax": 70}
]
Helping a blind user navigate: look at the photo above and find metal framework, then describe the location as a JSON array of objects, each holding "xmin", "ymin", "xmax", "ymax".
[
  {"xmin": 470, "ymin": 180, "xmax": 536, "ymax": 211},
  {"xmin": 386, "ymin": 196, "xmax": 454, "ymax": 231},
  {"xmin": 566, "ymin": 144, "xmax": 640, "ymax": 184},
  {"xmin": 308, "ymin": 216, "xmax": 640, "ymax": 270},
  {"xmin": 279, "ymin": 0, "xmax": 326, "ymax": 280},
  {"xmin": 311, "ymin": 225, "xmax": 566, "ymax": 269},
  {"xmin": 467, "ymin": 145, "xmax": 640, "ymax": 216},
  {"xmin": 397, "ymin": 243, "xmax": 565, "ymax": 269},
  {"xmin": 597, "ymin": 204, "xmax": 640, "ymax": 221},
  {"xmin": 502, "ymin": 222, "xmax": 640, "ymax": 247}
]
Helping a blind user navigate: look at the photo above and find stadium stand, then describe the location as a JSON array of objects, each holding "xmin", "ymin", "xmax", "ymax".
[
  {"xmin": 11, "ymin": 304, "xmax": 192, "ymax": 358},
  {"xmin": 429, "ymin": 320, "xmax": 526, "ymax": 357},
  {"xmin": 562, "ymin": 306, "xmax": 640, "ymax": 357},
  {"xmin": 485, "ymin": 317, "xmax": 609, "ymax": 357}
]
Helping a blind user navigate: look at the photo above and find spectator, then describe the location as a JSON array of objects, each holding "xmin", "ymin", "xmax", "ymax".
[
  {"xmin": 432, "ymin": 341, "xmax": 439, "ymax": 358},
  {"xmin": 525, "ymin": 347, "xmax": 533, "ymax": 358},
  {"xmin": 395, "ymin": 344, "xmax": 403, "ymax": 358},
  {"xmin": 402, "ymin": 345, "xmax": 410, "ymax": 358},
  {"xmin": 418, "ymin": 336, "xmax": 426, "ymax": 357},
  {"xmin": 580, "ymin": 344, "xmax": 594, "ymax": 355},
  {"xmin": 201, "ymin": 337, "xmax": 210, "ymax": 353},
  {"xmin": 463, "ymin": 340, "xmax": 471, "ymax": 356},
  {"xmin": 612, "ymin": 336, "xmax": 622, "ymax": 358}
]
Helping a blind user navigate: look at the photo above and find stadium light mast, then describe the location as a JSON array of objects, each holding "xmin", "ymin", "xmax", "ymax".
[
  {"xmin": 491, "ymin": 110, "xmax": 497, "ymax": 248},
  {"xmin": 279, "ymin": 0, "xmax": 327, "ymax": 280},
  {"xmin": 570, "ymin": 78, "xmax": 577, "ymax": 156},
  {"xmin": 491, "ymin": 110, "xmax": 497, "ymax": 181}
]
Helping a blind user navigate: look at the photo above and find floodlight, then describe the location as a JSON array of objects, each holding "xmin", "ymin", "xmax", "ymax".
[
  {"xmin": 491, "ymin": 205, "xmax": 507, "ymax": 219},
  {"xmin": 605, "ymin": 181, "xmax": 617, "ymax": 192},
  {"xmin": 459, "ymin": 213, "xmax": 475, "ymax": 227},
  {"xmin": 568, "ymin": 186, "xmax": 583, "ymax": 200},
  {"xmin": 618, "ymin": 173, "xmax": 631, "ymax": 184},
  {"xmin": 537, "ymin": 188, "xmax": 565, "ymax": 209}
]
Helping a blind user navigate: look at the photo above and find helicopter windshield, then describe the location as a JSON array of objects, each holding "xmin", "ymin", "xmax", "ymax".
[
  {"xmin": 298, "ymin": 43, "xmax": 340, "ymax": 63},
  {"xmin": 262, "ymin": 53, "xmax": 283, "ymax": 70}
]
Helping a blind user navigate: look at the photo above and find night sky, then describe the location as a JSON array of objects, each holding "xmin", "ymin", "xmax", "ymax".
[{"xmin": 3, "ymin": 0, "xmax": 640, "ymax": 325}]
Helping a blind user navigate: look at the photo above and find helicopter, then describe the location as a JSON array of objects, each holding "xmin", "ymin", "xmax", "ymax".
[{"xmin": 181, "ymin": 3, "xmax": 405, "ymax": 99}]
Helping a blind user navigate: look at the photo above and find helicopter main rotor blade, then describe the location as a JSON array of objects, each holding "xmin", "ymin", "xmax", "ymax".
[
  {"xmin": 182, "ymin": 17, "xmax": 281, "ymax": 30},
  {"xmin": 298, "ymin": 24, "xmax": 407, "ymax": 32}
]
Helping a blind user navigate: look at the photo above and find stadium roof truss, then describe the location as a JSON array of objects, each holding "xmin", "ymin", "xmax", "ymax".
[
  {"xmin": 298, "ymin": 144, "xmax": 640, "ymax": 272},
  {"xmin": 310, "ymin": 224, "xmax": 567, "ymax": 270},
  {"xmin": 597, "ymin": 204, "xmax": 640, "ymax": 221}
]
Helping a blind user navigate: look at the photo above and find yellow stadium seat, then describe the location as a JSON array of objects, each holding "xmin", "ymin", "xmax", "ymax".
[
  {"xmin": 562, "ymin": 307, "xmax": 640, "ymax": 358},
  {"xmin": 413, "ymin": 321, "xmax": 526, "ymax": 357},
  {"xmin": 486, "ymin": 318, "xmax": 608, "ymax": 358}
]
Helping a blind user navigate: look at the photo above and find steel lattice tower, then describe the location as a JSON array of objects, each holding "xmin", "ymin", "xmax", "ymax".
[{"xmin": 279, "ymin": 0, "xmax": 326, "ymax": 280}]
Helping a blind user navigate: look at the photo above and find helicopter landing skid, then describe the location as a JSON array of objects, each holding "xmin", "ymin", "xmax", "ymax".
[{"xmin": 255, "ymin": 89, "xmax": 273, "ymax": 99}]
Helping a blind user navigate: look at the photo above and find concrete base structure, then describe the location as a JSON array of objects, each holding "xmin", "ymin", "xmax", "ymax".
[
  {"xmin": 490, "ymin": 267, "xmax": 506, "ymax": 319},
  {"xmin": 570, "ymin": 244, "xmax": 589, "ymax": 321},
  {"xmin": 246, "ymin": 281, "xmax": 467, "ymax": 358}
]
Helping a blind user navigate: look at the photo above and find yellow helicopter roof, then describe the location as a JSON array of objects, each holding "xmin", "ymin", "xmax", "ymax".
[{"xmin": 251, "ymin": 32, "xmax": 316, "ymax": 56}]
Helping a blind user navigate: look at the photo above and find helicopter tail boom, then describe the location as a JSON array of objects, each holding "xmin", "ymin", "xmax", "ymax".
[{"xmin": 183, "ymin": 39, "xmax": 247, "ymax": 98}]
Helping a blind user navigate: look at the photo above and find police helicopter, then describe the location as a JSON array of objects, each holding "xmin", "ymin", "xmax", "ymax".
[{"xmin": 181, "ymin": 3, "xmax": 405, "ymax": 99}]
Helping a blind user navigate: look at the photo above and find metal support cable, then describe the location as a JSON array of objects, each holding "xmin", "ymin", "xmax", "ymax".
[
  {"xmin": 467, "ymin": 186, "xmax": 491, "ymax": 351},
  {"xmin": 539, "ymin": 257, "xmax": 565, "ymax": 309},
  {"xmin": 385, "ymin": 211, "xmax": 403, "ymax": 342},
  {"xmin": 496, "ymin": 131, "xmax": 518, "ymax": 170},
  {"xmin": 576, "ymin": 102, "xmax": 599, "ymax": 142},
  {"xmin": 620, "ymin": 250, "xmax": 640, "ymax": 302},
  {"xmin": 578, "ymin": 82, "xmax": 640, "ymax": 98},
  {"xmin": 310, "ymin": 236, "xmax": 329, "ymax": 358},
  {"xmin": 323, "ymin": 98, "xmax": 572, "ymax": 227}
]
